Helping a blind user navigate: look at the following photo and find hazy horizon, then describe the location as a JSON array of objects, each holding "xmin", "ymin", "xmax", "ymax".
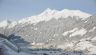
[{"xmin": 0, "ymin": 0, "xmax": 96, "ymax": 21}]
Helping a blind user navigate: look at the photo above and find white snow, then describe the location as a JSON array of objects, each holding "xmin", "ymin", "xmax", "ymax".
[
  {"xmin": 34, "ymin": 28, "xmax": 38, "ymax": 30},
  {"xmin": 70, "ymin": 28, "xmax": 87, "ymax": 37},
  {"xmin": 18, "ymin": 8, "xmax": 91, "ymax": 24},
  {"xmin": 53, "ymin": 34, "xmax": 59, "ymax": 37},
  {"xmin": 0, "ymin": 20, "xmax": 17, "ymax": 28},
  {"xmin": 62, "ymin": 28, "xmax": 87, "ymax": 37},
  {"xmin": 89, "ymin": 27, "xmax": 96, "ymax": 32},
  {"xmin": 89, "ymin": 46, "xmax": 96, "ymax": 54},
  {"xmin": 84, "ymin": 20, "xmax": 88, "ymax": 23},
  {"xmin": 8, "ymin": 21, "xmax": 17, "ymax": 28},
  {"xmin": 91, "ymin": 37, "xmax": 96, "ymax": 41},
  {"xmin": 62, "ymin": 28, "xmax": 78, "ymax": 36},
  {"xmin": 0, "ymin": 8, "xmax": 91, "ymax": 28},
  {"xmin": 74, "ymin": 40, "xmax": 96, "ymax": 55},
  {"xmin": 57, "ymin": 42, "xmax": 74, "ymax": 50},
  {"xmin": 0, "ymin": 20, "xmax": 9, "ymax": 28}
]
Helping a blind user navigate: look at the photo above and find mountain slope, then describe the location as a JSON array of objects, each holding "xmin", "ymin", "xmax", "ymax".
[
  {"xmin": 1, "ymin": 9, "xmax": 96, "ymax": 54},
  {"xmin": 18, "ymin": 8, "xmax": 91, "ymax": 24},
  {"xmin": 0, "ymin": 8, "xmax": 91, "ymax": 28}
]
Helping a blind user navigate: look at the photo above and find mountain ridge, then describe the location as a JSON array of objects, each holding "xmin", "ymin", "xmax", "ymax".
[
  {"xmin": 0, "ymin": 8, "xmax": 96, "ymax": 54},
  {"xmin": 0, "ymin": 8, "xmax": 91, "ymax": 28},
  {"xmin": 18, "ymin": 8, "xmax": 91, "ymax": 24}
]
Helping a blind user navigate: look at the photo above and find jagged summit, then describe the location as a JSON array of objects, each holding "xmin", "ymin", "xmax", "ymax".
[
  {"xmin": 18, "ymin": 8, "xmax": 91, "ymax": 24},
  {"xmin": 40, "ymin": 8, "xmax": 59, "ymax": 15},
  {"xmin": 0, "ymin": 8, "xmax": 92, "ymax": 28},
  {"xmin": 0, "ymin": 8, "xmax": 96, "ymax": 55}
]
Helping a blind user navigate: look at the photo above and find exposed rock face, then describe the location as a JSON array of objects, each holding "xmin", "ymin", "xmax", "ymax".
[{"xmin": 1, "ymin": 9, "xmax": 96, "ymax": 54}]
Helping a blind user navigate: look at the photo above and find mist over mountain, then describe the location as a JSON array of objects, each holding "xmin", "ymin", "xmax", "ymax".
[{"xmin": 0, "ymin": 8, "xmax": 96, "ymax": 54}]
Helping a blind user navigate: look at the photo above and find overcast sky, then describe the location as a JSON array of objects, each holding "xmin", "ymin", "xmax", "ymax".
[{"xmin": 0, "ymin": 0, "xmax": 96, "ymax": 21}]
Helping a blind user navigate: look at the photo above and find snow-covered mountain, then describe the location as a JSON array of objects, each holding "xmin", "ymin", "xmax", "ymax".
[
  {"xmin": 0, "ymin": 20, "xmax": 11, "ymax": 28},
  {"xmin": 1, "ymin": 8, "xmax": 96, "ymax": 55},
  {"xmin": 18, "ymin": 8, "xmax": 91, "ymax": 24},
  {"xmin": 0, "ymin": 8, "xmax": 91, "ymax": 28}
]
